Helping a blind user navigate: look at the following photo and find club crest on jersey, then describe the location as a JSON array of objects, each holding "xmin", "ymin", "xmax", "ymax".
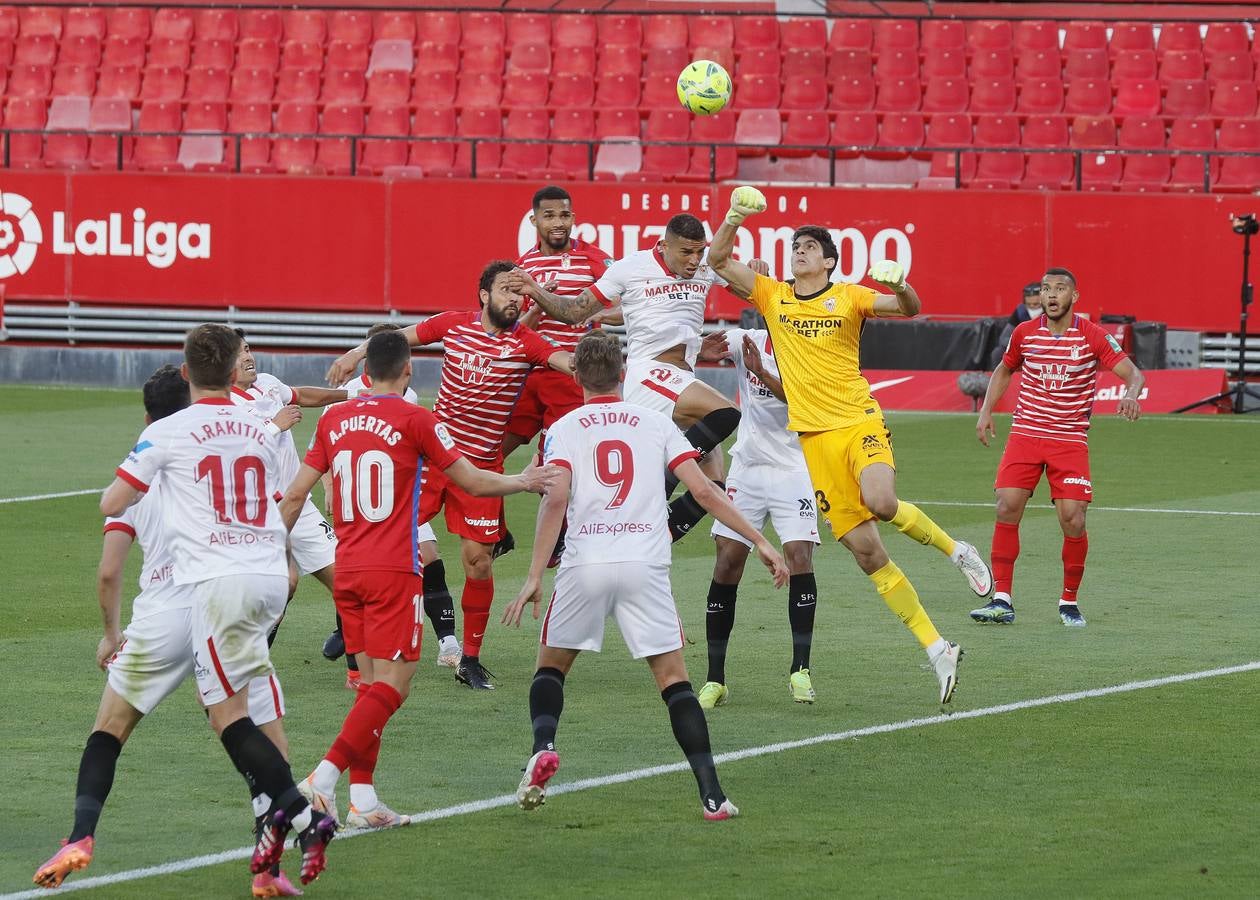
[
  {"xmin": 1070, "ymin": 344, "xmax": 1084, "ymax": 361},
  {"xmin": 823, "ymin": 298, "xmax": 836, "ymax": 312}
]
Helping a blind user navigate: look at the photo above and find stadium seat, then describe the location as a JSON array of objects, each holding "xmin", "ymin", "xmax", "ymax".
[
  {"xmin": 1159, "ymin": 51, "xmax": 1205, "ymax": 83},
  {"xmin": 459, "ymin": 12, "xmax": 504, "ymax": 52},
  {"xmin": 325, "ymin": 40, "xmax": 367, "ymax": 73},
  {"xmin": 197, "ymin": 8, "xmax": 238, "ymax": 42},
  {"xmin": 688, "ymin": 15, "xmax": 733, "ymax": 49},
  {"xmin": 597, "ymin": 45, "xmax": 642, "ymax": 79},
  {"xmin": 192, "ymin": 39, "xmax": 234, "ymax": 70},
  {"xmin": 507, "ymin": 43, "xmax": 551, "ymax": 74},
  {"xmin": 375, "ymin": 12, "xmax": 417, "ymax": 43},
  {"xmin": 326, "ymin": 12, "xmax": 370, "ymax": 46},
  {"xmin": 641, "ymin": 107, "xmax": 692, "ymax": 176},
  {"xmin": 364, "ymin": 42, "xmax": 410, "ymax": 76},
  {"xmin": 506, "ymin": 13, "xmax": 550, "ymax": 49},
  {"xmin": 416, "ymin": 11, "xmax": 460, "ymax": 46},
  {"xmin": 643, "ymin": 16, "xmax": 688, "ymax": 52},
  {"xmin": 875, "ymin": 19, "xmax": 919, "ymax": 55},
  {"xmin": 409, "ymin": 105, "xmax": 458, "ymax": 175},
  {"xmin": 643, "ymin": 47, "xmax": 689, "ymax": 78},
  {"xmin": 1013, "ymin": 21, "xmax": 1058, "ymax": 54},
  {"xmin": 734, "ymin": 16, "xmax": 778, "ymax": 51},
  {"xmin": 360, "ymin": 104, "xmax": 409, "ymax": 173},
  {"xmin": 921, "ymin": 20, "xmax": 964, "ymax": 54},
  {"xmin": 96, "ymin": 64, "xmax": 139, "ymax": 100},
  {"xmin": 51, "ymin": 64, "xmax": 94, "ymax": 98},
  {"xmin": 1162, "ymin": 80, "xmax": 1210, "ymax": 119},
  {"xmin": 551, "ymin": 45, "xmax": 596, "ymax": 79},
  {"xmin": 922, "ymin": 77, "xmax": 969, "ymax": 114},
  {"xmin": 875, "ymin": 49, "xmax": 917, "ymax": 80},
  {"xmin": 1168, "ymin": 117, "xmax": 1217, "ymax": 190},
  {"xmin": 594, "ymin": 73, "xmax": 639, "ymax": 109},
  {"xmin": 271, "ymin": 101, "xmax": 318, "ymax": 172},
  {"xmin": 1204, "ymin": 24, "xmax": 1250, "ymax": 59},
  {"xmin": 926, "ymin": 112, "xmax": 975, "ymax": 182},
  {"xmin": 106, "ymin": 7, "xmax": 150, "ymax": 41},
  {"xmin": 1021, "ymin": 114, "xmax": 1073, "ymax": 189},
  {"xmin": 596, "ymin": 107, "xmax": 640, "ymax": 140},
  {"xmin": 1018, "ymin": 78, "xmax": 1064, "ymax": 115},
  {"xmin": 132, "ymin": 100, "xmax": 181, "ymax": 170},
  {"xmin": 186, "ymin": 66, "xmax": 230, "ymax": 103},
  {"xmin": 828, "ymin": 49, "xmax": 873, "ymax": 81},
  {"xmin": 1063, "ymin": 79, "xmax": 1111, "ymax": 116},
  {"xmin": 5, "ymin": 97, "xmax": 47, "ymax": 165},
  {"xmin": 973, "ymin": 113, "xmax": 1023, "ymax": 185},
  {"xmin": 102, "ymin": 35, "xmax": 145, "ymax": 68},
  {"xmin": 597, "ymin": 15, "xmax": 642, "ymax": 48},
  {"xmin": 185, "ymin": 100, "xmax": 227, "ymax": 132},
  {"xmin": 18, "ymin": 6, "xmax": 61, "ymax": 39},
  {"xmin": 780, "ymin": 18, "xmax": 825, "ymax": 51},
  {"xmin": 317, "ymin": 103, "xmax": 366, "ymax": 174},
  {"xmin": 688, "ymin": 111, "xmax": 737, "ymax": 180},
  {"xmin": 1118, "ymin": 114, "xmax": 1170, "ymax": 190},
  {"xmin": 365, "ymin": 70, "xmax": 410, "ymax": 108},
  {"xmin": 972, "ymin": 48, "xmax": 1015, "ymax": 80},
  {"xmin": 1072, "ymin": 117, "xmax": 1122, "ymax": 190},
  {"xmin": 875, "ymin": 77, "xmax": 921, "ymax": 113},
  {"xmin": 1064, "ymin": 22, "xmax": 1107, "ymax": 55},
  {"xmin": 1208, "ymin": 53, "xmax": 1253, "ymax": 84},
  {"xmin": 1017, "ymin": 50, "xmax": 1061, "ymax": 80},
  {"xmin": 923, "ymin": 48, "xmax": 967, "ymax": 80},
  {"xmin": 553, "ymin": 14, "xmax": 596, "ymax": 49},
  {"xmin": 456, "ymin": 106, "xmax": 504, "ymax": 175},
  {"xmin": 1217, "ymin": 118, "xmax": 1260, "ymax": 191},
  {"xmin": 280, "ymin": 41, "xmax": 322, "ymax": 72},
  {"xmin": 1156, "ymin": 23, "xmax": 1201, "ymax": 57},
  {"xmin": 1111, "ymin": 51, "xmax": 1156, "ymax": 82},
  {"xmin": 228, "ymin": 101, "xmax": 274, "ymax": 172},
  {"xmin": 828, "ymin": 20, "xmax": 873, "ymax": 52},
  {"xmin": 0, "ymin": 35, "xmax": 13, "ymax": 66},
  {"xmin": 970, "ymin": 78, "xmax": 1017, "ymax": 114},
  {"xmin": 275, "ymin": 67, "xmax": 320, "ymax": 103},
  {"xmin": 733, "ymin": 109, "xmax": 781, "ymax": 153},
  {"xmin": 737, "ymin": 48, "xmax": 778, "ymax": 77},
  {"xmin": 831, "ymin": 74, "xmax": 876, "ymax": 111},
  {"xmin": 550, "ymin": 106, "xmax": 595, "ymax": 179},
  {"xmin": 148, "ymin": 37, "xmax": 191, "ymax": 69},
  {"xmin": 413, "ymin": 71, "xmax": 456, "ymax": 106},
  {"xmin": 14, "ymin": 33, "xmax": 57, "ymax": 68},
  {"xmin": 779, "ymin": 109, "xmax": 829, "ymax": 157},
  {"xmin": 1110, "ymin": 23, "xmax": 1155, "ymax": 57},
  {"xmin": 831, "ymin": 111, "xmax": 877, "ymax": 158},
  {"xmin": 641, "ymin": 73, "xmax": 681, "ymax": 110},
  {"xmin": 8, "ymin": 64, "xmax": 51, "ymax": 98},
  {"xmin": 415, "ymin": 42, "xmax": 459, "ymax": 75},
  {"xmin": 503, "ymin": 70, "xmax": 550, "ymax": 107},
  {"xmin": 454, "ymin": 72, "xmax": 501, "ymax": 109},
  {"xmin": 550, "ymin": 73, "xmax": 595, "ymax": 108},
  {"xmin": 873, "ymin": 112, "xmax": 925, "ymax": 160},
  {"xmin": 968, "ymin": 20, "xmax": 1014, "ymax": 53},
  {"xmin": 497, "ymin": 106, "xmax": 551, "ymax": 177},
  {"xmin": 1211, "ymin": 81, "xmax": 1258, "ymax": 119},
  {"xmin": 64, "ymin": 8, "xmax": 104, "ymax": 42},
  {"xmin": 781, "ymin": 76, "xmax": 826, "ymax": 111},
  {"xmin": 1113, "ymin": 79, "xmax": 1161, "ymax": 118},
  {"xmin": 152, "ymin": 8, "xmax": 194, "ymax": 42},
  {"xmin": 44, "ymin": 96, "xmax": 90, "ymax": 169},
  {"xmin": 321, "ymin": 69, "xmax": 366, "ymax": 105},
  {"xmin": 59, "ymin": 35, "xmax": 100, "ymax": 68},
  {"xmin": 460, "ymin": 44, "xmax": 505, "ymax": 75},
  {"xmin": 140, "ymin": 66, "xmax": 184, "ymax": 103}
]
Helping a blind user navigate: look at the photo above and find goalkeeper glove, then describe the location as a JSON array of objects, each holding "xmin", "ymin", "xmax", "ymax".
[
  {"xmin": 868, "ymin": 260, "xmax": 907, "ymax": 292},
  {"xmin": 726, "ymin": 186, "xmax": 767, "ymax": 226}
]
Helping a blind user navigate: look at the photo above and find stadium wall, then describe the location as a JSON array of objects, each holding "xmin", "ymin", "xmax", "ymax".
[{"xmin": 0, "ymin": 173, "xmax": 1244, "ymax": 331}]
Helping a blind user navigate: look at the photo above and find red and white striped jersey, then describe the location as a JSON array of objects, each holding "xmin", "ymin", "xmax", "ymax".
[
  {"xmin": 516, "ymin": 238, "xmax": 613, "ymax": 353},
  {"xmin": 415, "ymin": 310, "xmax": 559, "ymax": 461},
  {"xmin": 1002, "ymin": 315, "xmax": 1128, "ymax": 444}
]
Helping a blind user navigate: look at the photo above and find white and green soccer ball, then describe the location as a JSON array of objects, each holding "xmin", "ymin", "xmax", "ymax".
[{"xmin": 676, "ymin": 60, "xmax": 732, "ymax": 116}]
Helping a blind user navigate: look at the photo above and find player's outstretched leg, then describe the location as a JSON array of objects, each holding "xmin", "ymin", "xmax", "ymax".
[
  {"xmin": 660, "ymin": 681, "xmax": 738, "ymax": 820},
  {"xmin": 891, "ymin": 500, "xmax": 993, "ymax": 598},
  {"xmin": 518, "ymin": 666, "xmax": 566, "ymax": 810},
  {"xmin": 700, "ymin": 580, "xmax": 737, "ymax": 709}
]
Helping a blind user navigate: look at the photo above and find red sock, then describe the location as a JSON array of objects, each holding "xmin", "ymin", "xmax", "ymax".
[
  {"xmin": 991, "ymin": 521, "xmax": 1020, "ymax": 597},
  {"xmin": 1062, "ymin": 532, "xmax": 1088, "ymax": 603},
  {"xmin": 324, "ymin": 681, "xmax": 403, "ymax": 773},
  {"xmin": 348, "ymin": 682, "xmax": 380, "ymax": 784},
  {"xmin": 461, "ymin": 576, "xmax": 494, "ymax": 656}
]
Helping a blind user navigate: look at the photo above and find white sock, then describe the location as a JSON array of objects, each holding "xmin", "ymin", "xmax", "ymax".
[
  {"xmin": 994, "ymin": 591, "xmax": 1012, "ymax": 605},
  {"xmin": 251, "ymin": 792, "xmax": 272, "ymax": 818},
  {"xmin": 949, "ymin": 542, "xmax": 966, "ymax": 563},
  {"xmin": 926, "ymin": 637, "xmax": 948, "ymax": 659},
  {"xmin": 1058, "ymin": 599, "xmax": 1076, "ymax": 607},
  {"xmin": 311, "ymin": 759, "xmax": 341, "ymax": 795},
  {"xmin": 291, "ymin": 806, "xmax": 313, "ymax": 832},
  {"xmin": 350, "ymin": 783, "xmax": 379, "ymax": 811}
]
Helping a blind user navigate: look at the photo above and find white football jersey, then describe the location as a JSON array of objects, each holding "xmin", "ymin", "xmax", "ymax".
[
  {"xmin": 543, "ymin": 398, "xmax": 699, "ymax": 567},
  {"xmin": 103, "ymin": 477, "xmax": 195, "ymax": 620},
  {"xmin": 231, "ymin": 372, "xmax": 303, "ymax": 485},
  {"xmin": 590, "ymin": 248, "xmax": 726, "ymax": 366},
  {"xmin": 725, "ymin": 328, "xmax": 807, "ymax": 469},
  {"xmin": 116, "ymin": 398, "xmax": 289, "ymax": 585}
]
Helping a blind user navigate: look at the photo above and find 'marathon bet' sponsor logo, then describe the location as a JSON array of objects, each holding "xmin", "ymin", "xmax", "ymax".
[{"xmin": 0, "ymin": 188, "xmax": 210, "ymax": 279}]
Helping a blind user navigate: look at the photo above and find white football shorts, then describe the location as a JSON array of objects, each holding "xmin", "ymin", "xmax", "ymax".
[
  {"xmin": 290, "ymin": 499, "xmax": 337, "ymax": 576},
  {"xmin": 711, "ymin": 461, "xmax": 821, "ymax": 548},
  {"xmin": 541, "ymin": 562, "xmax": 682, "ymax": 659},
  {"xmin": 192, "ymin": 573, "xmax": 289, "ymax": 707},
  {"xmin": 624, "ymin": 358, "xmax": 697, "ymax": 418}
]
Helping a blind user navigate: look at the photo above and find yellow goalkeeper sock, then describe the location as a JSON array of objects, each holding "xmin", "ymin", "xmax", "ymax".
[
  {"xmin": 869, "ymin": 560, "xmax": 941, "ymax": 649},
  {"xmin": 891, "ymin": 500, "xmax": 956, "ymax": 557}
]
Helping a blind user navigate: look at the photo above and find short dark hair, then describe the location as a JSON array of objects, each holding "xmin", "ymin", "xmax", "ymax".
[
  {"xmin": 184, "ymin": 324, "xmax": 242, "ymax": 390},
  {"xmin": 532, "ymin": 185, "xmax": 571, "ymax": 210},
  {"xmin": 1024, "ymin": 281, "xmax": 1042, "ymax": 297},
  {"xmin": 233, "ymin": 327, "xmax": 247, "ymax": 341},
  {"xmin": 793, "ymin": 225, "xmax": 839, "ymax": 278},
  {"xmin": 665, "ymin": 214, "xmax": 706, "ymax": 242},
  {"xmin": 364, "ymin": 330, "xmax": 410, "ymax": 383},
  {"xmin": 142, "ymin": 364, "xmax": 190, "ymax": 421},
  {"xmin": 366, "ymin": 322, "xmax": 402, "ymax": 339},
  {"xmin": 1044, "ymin": 267, "xmax": 1077, "ymax": 286},
  {"xmin": 478, "ymin": 260, "xmax": 516, "ymax": 302},
  {"xmin": 573, "ymin": 331, "xmax": 623, "ymax": 392}
]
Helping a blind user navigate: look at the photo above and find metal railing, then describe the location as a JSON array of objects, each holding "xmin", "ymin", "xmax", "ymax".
[{"xmin": 6, "ymin": 127, "xmax": 1260, "ymax": 191}]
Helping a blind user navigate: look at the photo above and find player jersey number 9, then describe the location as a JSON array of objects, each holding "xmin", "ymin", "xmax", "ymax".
[
  {"xmin": 195, "ymin": 454, "xmax": 267, "ymax": 527},
  {"xmin": 332, "ymin": 449, "xmax": 395, "ymax": 522},
  {"xmin": 594, "ymin": 439, "xmax": 634, "ymax": 510}
]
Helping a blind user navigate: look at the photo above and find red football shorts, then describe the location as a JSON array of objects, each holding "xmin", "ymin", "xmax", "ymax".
[
  {"xmin": 419, "ymin": 456, "xmax": 504, "ymax": 544},
  {"xmin": 333, "ymin": 569, "xmax": 424, "ymax": 662},
  {"xmin": 505, "ymin": 368, "xmax": 585, "ymax": 442},
  {"xmin": 995, "ymin": 432, "xmax": 1094, "ymax": 502}
]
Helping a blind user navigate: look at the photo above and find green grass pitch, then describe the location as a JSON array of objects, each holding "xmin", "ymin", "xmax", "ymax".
[{"xmin": 1, "ymin": 385, "xmax": 1257, "ymax": 898}]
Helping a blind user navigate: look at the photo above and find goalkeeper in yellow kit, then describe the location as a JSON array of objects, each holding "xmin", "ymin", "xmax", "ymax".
[{"xmin": 707, "ymin": 186, "xmax": 993, "ymax": 704}]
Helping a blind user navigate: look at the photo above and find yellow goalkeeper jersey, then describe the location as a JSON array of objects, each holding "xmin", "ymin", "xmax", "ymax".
[{"xmin": 748, "ymin": 273, "xmax": 883, "ymax": 433}]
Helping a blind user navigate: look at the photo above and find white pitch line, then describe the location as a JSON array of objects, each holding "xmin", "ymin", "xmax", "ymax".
[
  {"xmin": 0, "ymin": 488, "xmax": 100, "ymax": 505},
  {"xmin": 912, "ymin": 499, "xmax": 1260, "ymax": 517},
  {"xmin": 5, "ymin": 660, "xmax": 1257, "ymax": 900}
]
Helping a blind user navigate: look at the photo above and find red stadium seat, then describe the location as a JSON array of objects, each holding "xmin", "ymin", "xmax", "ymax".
[
  {"xmin": 196, "ymin": 9, "xmax": 238, "ymax": 42},
  {"xmin": 1212, "ymin": 81, "xmax": 1258, "ymax": 119},
  {"xmin": 641, "ymin": 73, "xmax": 681, "ymax": 110},
  {"xmin": 830, "ymin": 74, "xmax": 875, "ymax": 111},
  {"xmin": 1013, "ymin": 21, "xmax": 1058, "ymax": 54},
  {"xmin": 506, "ymin": 13, "xmax": 550, "ymax": 49},
  {"xmin": 1208, "ymin": 53, "xmax": 1253, "ymax": 84},
  {"xmin": 51, "ymin": 64, "xmax": 94, "ymax": 98},
  {"xmin": 688, "ymin": 111, "xmax": 737, "ymax": 180},
  {"xmin": 734, "ymin": 16, "xmax": 778, "ymax": 52},
  {"xmin": 281, "ymin": 10, "xmax": 324, "ymax": 45},
  {"xmin": 415, "ymin": 42, "xmax": 459, "ymax": 75},
  {"xmin": 327, "ymin": 40, "xmax": 369, "ymax": 73},
  {"xmin": 185, "ymin": 100, "xmax": 227, "ymax": 131},
  {"xmin": 1118, "ymin": 114, "xmax": 1170, "ymax": 190},
  {"xmin": 148, "ymin": 37, "xmax": 190, "ymax": 69},
  {"xmin": 272, "ymin": 101, "xmax": 318, "ymax": 171},
  {"xmin": 921, "ymin": 20, "xmax": 963, "ymax": 54},
  {"xmin": 97, "ymin": 64, "xmax": 139, "ymax": 101},
  {"xmin": 550, "ymin": 106, "xmax": 595, "ymax": 178},
  {"xmin": 360, "ymin": 104, "xmax": 409, "ymax": 173},
  {"xmin": 875, "ymin": 49, "xmax": 917, "ymax": 80},
  {"xmin": 281, "ymin": 40, "xmax": 322, "ymax": 72},
  {"xmin": 922, "ymin": 77, "xmax": 968, "ymax": 114},
  {"xmin": 1021, "ymin": 114, "xmax": 1073, "ymax": 189},
  {"xmin": 552, "ymin": 45, "xmax": 596, "ymax": 79},
  {"xmin": 926, "ymin": 112, "xmax": 975, "ymax": 182},
  {"xmin": 0, "ymin": 36, "xmax": 13, "ymax": 66},
  {"xmin": 1215, "ymin": 118, "xmax": 1260, "ymax": 191},
  {"xmin": 876, "ymin": 77, "xmax": 921, "ymax": 113},
  {"xmin": 1159, "ymin": 51, "xmax": 1205, "ymax": 83},
  {"xmin": 369, "ymin": 40, "xmax": 417, "ymax": 75},
  {"xmin": 228, "ymin": 101, "xmax": 274, "ymax": 172},
  {"xmin": 18, "ymin": 6, "xmax": 61, "ymax": 38},
  {"xmin": 133, "ymin": 101, "xmax": 181, "ymax": 170},
  {"xmin": 416, "ymin": 11, "xmax": 460, "ymax": 46},
  {"xmin": 1168, "ymin": 116, "xmax": 1216, "ymax": 190},
  {"xmin": 1114, "ymin": 79, "xmax": 1161, "ymax": 118},
  {"xmin": 454, "ymin": 72, "xmax": 501, "ymax": 109},
  {"xmin": 59, "ymin": 35, "xmax": 100, "ymax": 68},
  {"xmin": 192, "ymin": 39, "xmax": 233, "ymax": 70},
  {"xmin": 456, "ymin": 107, "xmax": 504, "ymax": 175},
  {"xmin": 780, "ymin": 18, "xmax": 825, "ymax": 51},
  {"xmin": 781, "ymin": 76, "xmax": 827, "ymax": 111},
  {"xmin": 152, "ymin": 8, "xmax": 194, "ymax": 42},
  {"xmin": 643, "ymin": 47, "xmax": 689, "ymax": 78},
  {"xmin": 1017, "ymin": 49, "xmax": 1061, "ymax": 80},
  {"xmin": 317, "ymin": 103, "xmax": 365, "ymax": 174},
  {"xmin": 737, "ymin": 48, "xmax": 778, "ymax": 77},
  {"xmin": 828, "ymin": 20, "xmax": 873, "ymax": 52},
  {"xmin": 597, "ymin": 15, "xmax": 641, "ymax": 48},
  {"xmin": 923, "ymin": 48, "xmax": 966, "ymax": 80},
  {"xmin": 972, "ymin": 48, "xmax": 1015, "ymax": 80},
  {"xmin": 5, "ymin": 97, "xmax": 47, "ymax": 165},
  {"xmin": 553, "ymin": 14, "xmax": 596, "ymax": 49},
  {"xmin": 1064, "ymin": 22, "xmax": 1107, "ymax": 55},
  {"xmin": 874, "ymin": 112, "xmax": 925, "ymax": 160},
  {"xmin": 875, "ymin": 19, "xmax": 919, "ymax": 55},
  {"xmin": 550, "ymin": 73, "xmax": 595, "ymax": 108},
  {"xmin": 594, "ymin": 72, "xmax": 639, "ymax": 109},
  {"xmin": 1073, "ymin": 121, "xmax": 1121, "ymax": 190},
  {"xmin": 496, "ymin": 106, "xmax": 551, "ymax": 177},
  {"xmin": 734, "ymin": 74, "xmax": 780, "ymax": 111},
  {"xmin": 1063, "ymin": 79, "xmax": 1111, "ymax": 116},
  {"xmin": 507, "ymin": 43, "xmax": 551, "ymax": 74},
  {"xmin": 828, "ymin": 49, "xmax": 872, "ymax": 81},
  {"xmin": 503, "ymin": 70, "xmax": 549, "ymax": 107},
  {"xmin": 105, "ymin": 8, "xmax": 150, "ymax": 41},
  {"xmin": 970, "ymin": 78, "xmax": 1016, "ymax": 115},
  {"xmin": 688, "ymin": 15, "xmax": 733, "ymax": 49},
  {"xmin": 1162, "ymin": 80, "xmax": 1210, "ymax": 119},
  {"xmin": 973, "ymin": 114, "xmax": 1023, "ymax": 184},
  {"xmin": 1018, "ymin": 78, "xmax": 1064, "ymax": 116},
  {"xmin": 596, "ymin": 107, "xmax": 639, "ymax": 139},
  {"xmin": 413, "ymin": 70, "xmax": 455, "ymax": 106},
  {"xmin": 375, "ymin": 12, "xmax": 417, "ymax": 43},
  {"xmin": 1156, "ymin": 23, "xmax": 1201, "ymax": 57},
  {"xmin": 186, "ymin": 67, "xmax": 230, "ymax": 103},
  {"xmin": 8, "ymin": 63, "xmax": 51, "ymax": 98},
  {"xmin": 44, "ymin": 96, "xmax": 90, "ymax": 169},
  {"xmin": 597, "ymin": 45, "xmax": 641, "ymax": 80},
  {"xmin": 641, "ymin": 107, "xmax": 692, "ymax": 175},
  {"xmin": 14, "ymin": 33, "xmax": 57, "ymax": 67},
  {"xmin": 102, "ymin": 35, "xmax": 145, "ymax": 69},
  {"xmin": 1110, "ymin": 23, "xmax": 1155, "ymax": 58},
  {"xmin": 643, "ymin": 16, "xmax": 688, "ymax": 52},
  {"xmin": 365, "ymin": 70, "xmax": 410, "ymax": 108},
  {"xmin": 830, "ymin": 111, "xmax": 877, "ymax": 158},
  {"xmin": 779, "ymin": 109, "xmax": 829, "ymax": 158},
  {"xmin": 409, "ymin": 105, "xmax": 458, "ymax": 175},
  {"xmin": 275, "ymin": 67, "xmax": 320, "ymax": 103},
  {"xmin": 733, "ymin": 108, "xmax": 781, "ymax": 152},
  {"xmin": 461, "ymin": 44, "xmax": 505, "ymax": 75},
  {"xmin": 1110, "ymin": 51, "xmax": 1155, "ymax": 82},
  {"xmin": 1204, "ymin": 24, "xmax": 1249, "ymax": 59},
  {"xmin": 321, "ymin": 69, "xmax": 366, "ymax": 105},
  {"xmin": 140, "ymin": 66, "xmax": 184, "ymax": 103},
  {"xmin": 461, "ymin": 12, "xmax": 504, "ymax": 48}
]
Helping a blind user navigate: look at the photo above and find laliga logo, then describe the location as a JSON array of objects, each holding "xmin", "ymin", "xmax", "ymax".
[{"xmin": 0, "ymin": 188, "xmax": 210, "ymax": 279}]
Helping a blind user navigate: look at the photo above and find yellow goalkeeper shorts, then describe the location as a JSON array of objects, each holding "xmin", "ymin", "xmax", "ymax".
[{"xmin": 799, "ymin": 419, "xmax": 896, "ymax": 541}]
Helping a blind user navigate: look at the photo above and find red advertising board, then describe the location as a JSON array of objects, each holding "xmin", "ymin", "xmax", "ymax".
[{"xmin": 0, "ymin": 172, "xmax": 1245, "ymax": 330}]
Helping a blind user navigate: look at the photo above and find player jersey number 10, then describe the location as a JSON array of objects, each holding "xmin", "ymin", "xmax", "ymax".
[
  {"xmin": 332, "ymin": 449, "xmax": 395, "ymax": 522},
  {"xmin": 195, "ymin": 454, "xmax": 268, "ymax": 526}
]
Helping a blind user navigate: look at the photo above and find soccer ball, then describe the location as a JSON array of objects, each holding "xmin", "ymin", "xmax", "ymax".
[{"xmin": 676, "ymin": 60, "xmax": 732, "ymax": 116}]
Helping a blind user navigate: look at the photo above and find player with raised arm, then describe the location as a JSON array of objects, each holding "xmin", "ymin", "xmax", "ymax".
[
  {"xmin": 33, "ymin": 367, "xmax": 301, "ymax": 897},
  {"xmin": 972, "ymin": 268, "xmax": 1144, "ymax": 627},
  {"xmin": 283, "ymin": 330, "xmax": 556, "ymax": 827},
  {"xmin": 503, "ymin": 331, "xmax": 789, "ymax": 820},
  {"xmin": 707, "ymin": 187, "xmax": 993, "ymax": 704},
  {"xmin": 322, "ymin": 323, "xmax": 463, "ymax": 671},
  {"xmin": 506, "ymin": 213, "xmax": 743, "ymax": 542},
  {"xmin": 326, "ymin": 261, "xmax": 573, "ymax": 691},
  {"xmin": 97, "ymin": 325, "xmax": 335, "ymax": 886},
  {"xmin": 693, "ymin": 327, "xmax": 822, "ymax": 708}
]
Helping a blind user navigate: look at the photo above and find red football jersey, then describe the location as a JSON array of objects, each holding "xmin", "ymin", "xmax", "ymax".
[
  {"xmin": 305, "ymin": 394, "xmax": 462, "ymax": 573},
  {"xmin": 517, "ymin": 237, "xmax": 613, "ymax": 353},
  {"xmin": 414, "ymin": 310, "xmax": 559, "ymax": 461},
  {"xmin": 1002, "ymin": 314, "xmax": 1128, "ymax": 444}
]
